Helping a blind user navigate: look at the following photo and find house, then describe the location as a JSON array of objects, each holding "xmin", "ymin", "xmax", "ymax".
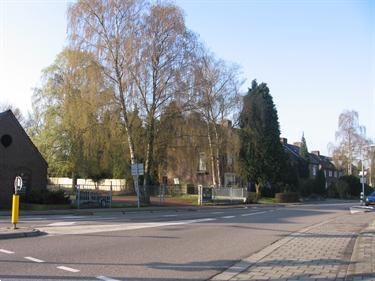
[
  {"xmin": 0, "ymin": 110, "xmax": 48, "ymax": 207},
  {"xmin": 281, "ymin": 138, "xmax": 340, "ymax": 187}
]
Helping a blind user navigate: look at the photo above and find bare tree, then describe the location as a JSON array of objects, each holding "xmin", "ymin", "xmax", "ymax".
[
  {"xmin": 68, "ymin": 0, "xmax": 145, "ymax": 166},
  {"xmin": 129, "ymin": 3, "xmax": 196, "ymax": 193},
  {"xmin": 331, "ymin": 110, "xmax": 369, "ymax": 175},
  {"xmin": 193, "ymin": 52, "xmax": 241, "ymax": 187}
]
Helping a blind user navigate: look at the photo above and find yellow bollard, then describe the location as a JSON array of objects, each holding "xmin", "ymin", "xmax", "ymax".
[{"xmin": 11, "ymin": 195, "xmax": 19, "ymax": 229}]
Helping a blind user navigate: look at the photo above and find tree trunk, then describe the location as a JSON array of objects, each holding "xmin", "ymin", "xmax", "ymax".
[
  {"xmin": 142, "ymin": 116, "xmax": 154, "ymax": 205},
  {"xmin": 213, "ymin": 123, "xmax": 222, "ymax": 188},
  {"xmin": 255, "ymin": 182, "xmax": 261, "ymax": 197},
  {"xmin": 206, "ymin": 121, "xmax": 216, "ymax": 187}
]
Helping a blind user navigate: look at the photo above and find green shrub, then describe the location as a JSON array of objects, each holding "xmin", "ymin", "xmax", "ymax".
[
  {"xmin": 275, "ymin": 192, "xmax": 299, "ymax": 203},
  {"xmin": 246, "ymin": 192, "xmax": 258, "ymax": 203},
  {"xmin": 23, "ymin": 189, "xmax": 70, "ymax": 205},
  {"xmin": 299, "ymin": 179, "xmax": 315, "ymax": 197}
]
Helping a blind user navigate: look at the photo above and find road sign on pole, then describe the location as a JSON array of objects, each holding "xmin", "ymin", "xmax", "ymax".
[
  {"xmin": 14, "ymin": 176, "xmax": 23, "ymax": 195},
  {"xmin": 131, "ymin": 163, "xmax": 144, "ymax": 208}
]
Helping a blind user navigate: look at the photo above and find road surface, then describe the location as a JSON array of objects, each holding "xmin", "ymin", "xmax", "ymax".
[{"xmin": 0, "ymin": 203, "xmax": 357, "ymax": 281}]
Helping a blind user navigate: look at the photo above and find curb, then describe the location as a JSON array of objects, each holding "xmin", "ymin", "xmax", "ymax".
[
  {"xmin": 209, "ymin": 217, "xmax": 338, "ymax": 281},
  {"xmin": 346, "ymin": 219, "xmax": 375, "ymax": 278},
  {"xmin": 0, "ymin": 228, "xmax": 43, "ymax": 240}
]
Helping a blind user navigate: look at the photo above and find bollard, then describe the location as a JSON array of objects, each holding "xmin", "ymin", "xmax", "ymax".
[{"xmin": 11, "ymin": 194, "xmax": 20, "ymax": 229}]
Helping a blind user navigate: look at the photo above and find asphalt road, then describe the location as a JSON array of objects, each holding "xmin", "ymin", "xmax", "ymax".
[{"xmin": 0, "ymin": 203, "xmax": 356, "ymax": 281}]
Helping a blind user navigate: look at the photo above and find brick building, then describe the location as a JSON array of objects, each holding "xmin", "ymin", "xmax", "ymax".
[{"xmin": 0, "ymin": 110, "xmax": 47, "ymax": 207}]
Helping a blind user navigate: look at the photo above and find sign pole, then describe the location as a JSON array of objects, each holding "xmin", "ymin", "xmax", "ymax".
[{"xmin": 12, "ymin": 176, "xmax": 22, "ymax": 229}]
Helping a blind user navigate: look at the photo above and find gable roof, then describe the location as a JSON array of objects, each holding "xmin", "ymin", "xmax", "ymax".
[
  {"xmin": 283, "ymin": 142, "xmax": 335, "ymax": 169},
  {"xmin": 0, "ymin": 110, "xmax": 48, "ymax": 167}
]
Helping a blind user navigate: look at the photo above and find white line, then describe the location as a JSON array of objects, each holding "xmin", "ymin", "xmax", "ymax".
[
  {"xmin": 24, "ymin": 256, "xmax": 44, "ymax": 263},
  {"xmin": 0, "ymin": 249, "xmax": 14, "ymax": 254},
  {"xmin": 163, "ymin": 214, "xmax": 178, "ymax": 217},
  {"xmin": 211, "ymin": 211, "xmax": 224, "ymax": 214},
  {"xmin": 48, "ymin": 222, "xmax": 76, "ymax": 226},
  {"xmin": 222, "ymin": 216, "xmax": 235, "ymax": 219},
  {"xmin": 57, "ymin": 266, "xmax": 80, "ymax": 273},
  {"xmin": 96, "ymin": 276, "xmax": 121, "ymax": 281},
  {"xmin": 241, "ymin": 211, "xmax": 268, "ymax": 217}
]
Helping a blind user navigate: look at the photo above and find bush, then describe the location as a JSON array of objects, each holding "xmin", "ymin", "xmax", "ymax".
[
  {"xmin": 246, "ymin": 192, "xmax": 258, "ymax": 203},
  {"xmin": 23, "ymin": 188, "xmax": 70, "ymax": 205},
  {"xmin": 275, "ymin": 192, "xmax": 299, "ymax": 203},
  {"xmin": 299, "ymin": 179, "xmax": 315, "ymax": 197}
]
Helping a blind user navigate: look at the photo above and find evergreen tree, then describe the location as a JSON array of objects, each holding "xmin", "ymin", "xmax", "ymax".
[
  {"xmin": 239, "ymin": 80, "xmax": 286, "ymax": 195},
  {"xmin": 299, "ymin": 133, "xmax": 310, "ymax": 179},
  {"xmin": 300, "ymin": 133, "xmax": 309, "ymax": 161}
]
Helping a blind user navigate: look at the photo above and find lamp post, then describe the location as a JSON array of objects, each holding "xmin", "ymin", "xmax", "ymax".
[{"xmin": 361, "ymin": 144, "xmax": 375, "ymax": 205}]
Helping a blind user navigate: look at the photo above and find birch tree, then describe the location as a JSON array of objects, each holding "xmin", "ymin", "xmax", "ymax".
[
  {"xmin": 193, "ymin": 52, "xmax": 241, "ymax": 187},
  {"xmin": 331, "ymin": 110, "xmax": 369, "ymax": 175},
  {"xmin": 68, "ymin": 0, "xmax": 145, "ymax": 167},
  {"xmin": 129, "ymin": 3, "xmax": 196, "ymax": 194}
]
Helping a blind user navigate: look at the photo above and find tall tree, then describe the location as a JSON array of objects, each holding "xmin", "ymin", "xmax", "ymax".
[
  {"xmin": 239, "ymin": 80, "xmax": 286, "ymax": 195},
  {"xmin": 331, "ymin": 110, "xmax": 369, "ymax": 175},
  {"xmin": 29, "ymin": 49, "xmax": 113, "ymax": 182},
  {"xmin": 193, "ymin": 51, "xmax": 241, "ymax": 187},
  {"xmin": 68, "ymin": 0, "xmax": 145, "ymax": 168},
  {"xmin": 129, "ymin": 3, "xmax": 195, "ymax": 195},
  {"xmin": 300, "ymin": 133, "xmax": 309, "ymax": 161}
]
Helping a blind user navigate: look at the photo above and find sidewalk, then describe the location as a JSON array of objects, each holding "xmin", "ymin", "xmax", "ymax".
[{"xmin": 211, "ymin": 212, "xmax": 375, "ymax": 281}]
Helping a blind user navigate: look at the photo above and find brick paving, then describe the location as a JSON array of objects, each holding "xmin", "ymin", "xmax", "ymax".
[{"xmin": 212, "ymin": 212, "xmax": 375, "ymax": 281}]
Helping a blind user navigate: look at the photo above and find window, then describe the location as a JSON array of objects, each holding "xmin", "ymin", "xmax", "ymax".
[
  {"xmin": 312, "ymin": 165, "xmax": 317, "ymax": 176},
  {"xmin": 329, "ymin": 170, "xmax": 333, "ymax": 177},
  {"xmin": 1, "ymin": 134, "xmax": 12, "ymax": 148},
  {"xmin": 199, "ymin": 152, "xmax": 207, "ymax": 172}
]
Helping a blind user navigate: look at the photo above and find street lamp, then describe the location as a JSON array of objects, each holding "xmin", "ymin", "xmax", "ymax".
[{"xmin": 361, "ymin": 144, "xmax": 375, "ymax": 205}]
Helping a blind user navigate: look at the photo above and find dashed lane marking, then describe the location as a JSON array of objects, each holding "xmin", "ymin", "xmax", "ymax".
[
  {"xmin": 0, "ymin": 249, "xmax": 14, "ymax": 254},
  {"xmin": 163, "ymin": 214, "xmax": 178, "ymax": 217},
  {"xmin": 211, "ymin": 211, "xmax": 224, "ymax": 214},
  {"xmin": 222, "ymin": 216, "xmax": 235, "ymax": 219},
  {"xmin": 57, "ymin": 266, "xmax": 80, "ymax": 273},
  {"xmin": 24, "ymin": 256, "xmax": 44, "ymax": 263},
  {"xmin": 96, "ymin": 276, "xmax": 121, "ymax": 281},
  {"xmin": 241, "ymin": 211, "xmax": 268, "ymax": 217}
]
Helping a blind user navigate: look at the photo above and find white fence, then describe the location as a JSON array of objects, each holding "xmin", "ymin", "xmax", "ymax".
[
  {"xmin": 48, "ymin": 177, "xmax": 127, "ymax": 192},
  {"xmin": 212, "ymin": 187, "xmax": 247, "ymax": 202}
]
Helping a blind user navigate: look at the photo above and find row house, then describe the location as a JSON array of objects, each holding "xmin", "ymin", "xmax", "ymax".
[{"xmin": 282, "ymin": 138, "xmax": 342, "ymax": 187}]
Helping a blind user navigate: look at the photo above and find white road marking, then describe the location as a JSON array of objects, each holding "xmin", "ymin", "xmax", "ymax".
[
  {"xmin": 24, "ymin": 256, "xmax": 44, "ymax": 263},
  {"xmin": 163, "ymin": 214, "xmax": 178, "ymax": 217},
  {"xmin": 96, "ymin": 276, "xmax": 121, "ymax": 281},
  {"xmin": 57, "ymin": 266, "xmax": 80, "ymax": 273},
  {"xmin": 241, "ymin": 211, "xmax": 268, "ymax": 217},
  {"xmin": 48, "ymin": 222, "xmax": 76, "ymax": 226},
  {"xmin": 40, "ymin": 217, "xmax": 217, "ymax": 235},
  {"xmin": 211, "ymin": 211, "xmax": 224, "ymax": 214},
  {"xmin": 0, "ymin": 249, "xmax": 14, "ymax": 254},
  {"xmin": 222, "ymin": 216, "xmax": 235, "ymax": 219}
]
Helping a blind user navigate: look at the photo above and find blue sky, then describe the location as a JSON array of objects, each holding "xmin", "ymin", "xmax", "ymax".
[{"xmin": 0, "ymin": 0, "xmax": 374, "ymax": 155}]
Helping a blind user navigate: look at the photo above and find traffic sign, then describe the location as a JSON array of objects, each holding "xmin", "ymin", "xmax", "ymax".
[
  {"xmin": 131, "ymin": 163, "xmax": 144, "ymax": 176},
  {"xmin": 14, "ymin": 176, "xmax": 23, "ymax": 194}
]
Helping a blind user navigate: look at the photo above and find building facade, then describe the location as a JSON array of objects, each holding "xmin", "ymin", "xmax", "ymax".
[{"xmin": 0, "ymin": 110, "xmax": 47, "ymax": 207}]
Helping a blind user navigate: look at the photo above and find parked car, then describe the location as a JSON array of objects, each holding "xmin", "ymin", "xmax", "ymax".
[{"xmin": 365, "ymin": 191, "xmax": 375, "ymax": 206}]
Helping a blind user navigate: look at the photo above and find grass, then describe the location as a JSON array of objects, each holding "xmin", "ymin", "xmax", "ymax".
[{"xmin": 258, "ymin": 197, "xmax": 277, "ymax": 204}]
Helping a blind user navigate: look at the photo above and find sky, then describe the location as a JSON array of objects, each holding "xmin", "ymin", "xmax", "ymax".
[{"xmin": 0, "ymin": 0, "xmax": 374, "ymax": 156}]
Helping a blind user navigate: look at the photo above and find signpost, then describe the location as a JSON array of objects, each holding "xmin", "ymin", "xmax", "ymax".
[
  {"xmin": 12, "ymin": 176, "xmax": 23, "ymax": 229},
  {"xmin": 131, "ymin": 163, "xmax": 144, "ymax": 208}
]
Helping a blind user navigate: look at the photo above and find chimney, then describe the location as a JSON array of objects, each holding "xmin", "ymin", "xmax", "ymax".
[
  {"xmin": 311, "ymin": 150, "xmax": 320, "ymax": 156},
  {"xmin": 280, "ymin": 138, "xmax": 288, "ymax": 145},
  {"xmin": 293, "ymin": 142, "xmax": 302, "ymax": 148}
]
